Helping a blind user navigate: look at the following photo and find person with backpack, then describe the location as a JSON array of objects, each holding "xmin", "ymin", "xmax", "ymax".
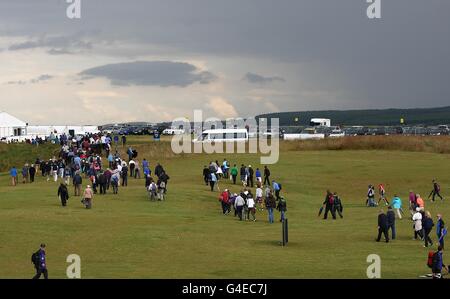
[
  {"xmin": 413, "ymin": 207, "xmax": 424, "ymax": 240},
  {"xmin": 367, "ymin": 185, "xmax": 376, "ymax": 207},
  {"xmin": 390, "ymin": 195, "xmax": 403, "ymax": 219},
  {"xmin": 277, "ymin": 196, "xmax": 287, "ymax": 222},
  {"xmin": 57, "ymin": 183, "xmax": 69, "ymax": 207},
  {"xmin": 437, "ymin": 214, "xmax": 446, "ymax": 249},
  {"xmin": 272, "ymin": 180, "xmax": 281, "ymax": 201},
  {"xmin": 323, "ymin": 190, "xmax": 336, "ymax": 220},
  {"xmin": 423, "ymin": 211, "xmax": 434, "ymax": 248},
  {"xmin": 387, "ymin": 206, "xmax": 396, "ymax": 240},
  {"xmin": 32, "ymin": 244, "xmax": 48, "ymax": 279},
  {"xmin": 111, "ymin": 174, "xmax": 119, "ymax": 195},
  {"xmin": 376, "ymin": 210, "xmax": 389, "ymax": 243},
  {"xmin": 429, "ymin": 245, "xmax": 448, "ymax": 279},
  {"xmin": 429, "ymin": 179, "xmax": 444, "ymax": 202}
]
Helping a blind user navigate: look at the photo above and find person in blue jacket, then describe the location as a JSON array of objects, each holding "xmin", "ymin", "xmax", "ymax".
[
  {"xmin": 272, "ymin": 180, "xmax": 281, "ymax": 200},
  {"xmin": 10, "ymin": 166, "xmax": 18, "ymax": 186},
  {"xmin": 390, "ymin": 195, "xmax": 402, "ymax": 219}
]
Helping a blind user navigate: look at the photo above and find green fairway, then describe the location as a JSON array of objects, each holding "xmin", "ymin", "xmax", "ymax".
[{"xmin": 1, "ymin": 140, "xmax": 450, "ymax": 278}]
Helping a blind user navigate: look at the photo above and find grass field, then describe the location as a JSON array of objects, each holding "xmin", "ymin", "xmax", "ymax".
[{"xmin": 0, "ymin": 137, "xmax": 450, "ymax": 278}]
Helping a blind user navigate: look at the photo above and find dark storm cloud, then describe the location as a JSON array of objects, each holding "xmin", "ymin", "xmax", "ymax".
[
  {"xmin": 79, "ymin": 61, "xmax": 216, "ymax": 87},
  {"xmin": 244, "ymin": 73, "xmax": 285, "ymax": 84},
  {"xmin": 0, "ymin": 0, "xmax": 449, "ymax": 109}
]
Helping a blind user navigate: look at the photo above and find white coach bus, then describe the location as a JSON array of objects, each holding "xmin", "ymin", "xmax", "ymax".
[{"xmin": 194, "ymin": 128, "xmax": 249, "ymax": 143}]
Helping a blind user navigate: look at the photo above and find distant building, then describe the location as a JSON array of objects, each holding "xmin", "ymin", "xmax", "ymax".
[{"xmin": 0, "ymin": 111, "xmax": 27, "ymax": 138}]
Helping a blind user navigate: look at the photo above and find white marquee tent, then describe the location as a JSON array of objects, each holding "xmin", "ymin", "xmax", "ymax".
[{"xmin": 0, "ymin": 111, "xmax": 27, "ymax": 138}]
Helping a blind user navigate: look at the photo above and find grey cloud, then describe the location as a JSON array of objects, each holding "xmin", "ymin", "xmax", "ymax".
[
  {"xmin": 8, "ymin": 35, "xmax": 92, "ymax": 53},
  {"xmin": 6, "ymin": 74, "xmax": 54, "ymax": 85},
  {"xmin": 244, "ymin": 72, "xmax": 285, "ymax": 85},
  {"xmin": 79, "ymin": 61, "xmax": 216, "ymax": 87}
]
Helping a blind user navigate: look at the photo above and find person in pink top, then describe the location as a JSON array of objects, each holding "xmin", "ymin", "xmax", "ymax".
[{"xmin": 82, "ymin": 185, "xmax": 94, "ymax": 209}]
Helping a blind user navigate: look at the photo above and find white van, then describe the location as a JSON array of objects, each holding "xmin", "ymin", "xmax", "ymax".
[{"xmin": 194, "ymin": 128, "xmax": 249, "ymax": 142}]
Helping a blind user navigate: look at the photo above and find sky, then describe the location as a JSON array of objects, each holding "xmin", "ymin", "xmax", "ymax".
[{"xmin": 0, "ymin": 0, "xmax": 449, "ymax": 125}]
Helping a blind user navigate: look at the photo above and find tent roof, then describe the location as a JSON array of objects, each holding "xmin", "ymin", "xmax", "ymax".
[{"xmin": 0, "ymin": 111, "xmax": 27, "ymax": 127}]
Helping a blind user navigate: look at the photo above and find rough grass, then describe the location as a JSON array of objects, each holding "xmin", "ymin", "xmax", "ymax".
[{"xmin": 0, "ymin": 137, "xmax": 450, "ymax": 278}]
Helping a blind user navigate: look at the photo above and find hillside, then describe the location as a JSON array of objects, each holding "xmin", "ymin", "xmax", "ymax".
[{"xmin": 256, "ymin": 106, "xmax": 450, "ymax": 126}]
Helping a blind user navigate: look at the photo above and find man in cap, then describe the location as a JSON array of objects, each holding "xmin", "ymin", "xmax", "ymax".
[{"xmin": 32, "ymin": 243, "xmax": 48, "ymax": 279}]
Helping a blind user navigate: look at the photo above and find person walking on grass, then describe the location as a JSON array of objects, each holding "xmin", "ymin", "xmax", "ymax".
[
  {"xmin": 29, "ymin": 164, "xmax": 36, "ymax": 183},
  {"xmin": 256, "ymin": 184, "xmax": 264, "ymax": 211},
  {"xmin": 408, "ymin": 190, "xmax": 417, "ymax": 212},
  {"xmin": 265, "ymin": 191, "xmax": 276, "ymax": 224},
  {"xmin": 203, "ymin": 165, "xmax": 210, "ymax": 186},
  {"xmin": 431, "ymin": 245, "xmax": 448, "ymax": 279},
  {"xmin": 367, "ymin": 185, "xmax": 376, "ymax": 207},
  {"xmin": 240, "ymin": 164, "xmax": 246, "ymax": 187},
  {"xmin": 378, "ymin": 184, "xmax": 389, "ymax": 206},
  {"xmin": 230, "ymin": 164, "xmax": 238, "ymax": 185},
  {"xmin": 32, "ymin": 244, "xmax": 48, "ymax": 279},
  {"xmin": 255, "ymin": 168, "xmax": 262, "ymax": 185},
  {"xmin": 57, "ymin": 183, "xmax": 69, "ymax": 207},
  {"xmin": 390, "ymin": 195, "xmax": 403, "ymax": 219},
  {"xmin": 272, "ymin": 180, "xmax": 281, "ymax": 201},
  {"xmin": 437, "ymin": 214, "xmax": 446, "ymax": 249},
  {"xmin": 73, "ymin": 171, "xmax": 82, "ymax": 196},
  {"xmin": 10, "ymin": 166, "xmax": 18, "ymax": 186},
  {"xmin": 376, "ymin": 210, "xmax": 389, "ymax": 243},
  {"xmin": 423, "ymin": 211, "xmax": 434, "ymax": 248},
  {"xmin": 234, "ymin": 193, "xmax": 245, "ymax": 221},
  {"xmin": 416, "ymin": 194, "xmax": 425, "ymax": 212},
  {"xmin": 247, "ymin": 191, "xmax": 256, "ymax": 221},
  {"xmin": 22, "ymin": 164, "xmax": 29, "ymax": 184},
  {"xmin": 263, "ymin": 166, "xmax": 271, "ymax": 186},
  {"xmin": 386, "ymin": 206, "xmax": 396, "ymax": 240},
  {"xmin": 333, "ymin": 192, "xmax": 343, "ymax": 219},
  {"xmin": 429, "ymin": 179, "xmax": 444, "ymax": 202},
  {"xmin": 277, "ymin": 196, "xmax": 287, "ymax": 222},
  {"xmin": 209, "ymin": 172, "xmax": 217, "ymax": 192},
  {"xmin": 413, "ymin": 207, "xmax": 424, "ymax": 240},
  {"xmin": 157, "ymin": 180, "xmax": 166, "ymax": 201},
  {"xmin": 323, "ymin": 190, "xmax": 336, "ymax": 220},
  {"xmin": 82, "ymin": 185, "xmax": 94, "ymax": 209},
  {"xmin": 219, "ymin": 189, "xmax": 230, "ymax": 215},
  {"xmin": 148, "ymin": 180, "xmax": 158, "ymax": 201}
]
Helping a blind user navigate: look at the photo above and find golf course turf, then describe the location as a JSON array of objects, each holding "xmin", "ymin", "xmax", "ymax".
[{"xmin": 0, "ymin": 137, "xmax": 449, "ymax": 278}]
